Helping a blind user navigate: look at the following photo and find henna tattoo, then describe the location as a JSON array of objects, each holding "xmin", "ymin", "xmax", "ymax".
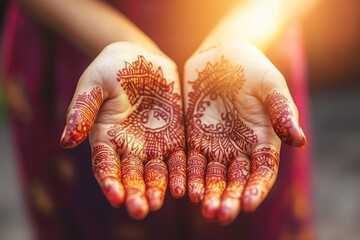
[
  {"xmin": 265, "ymin": 92, "xmax": 299, "ymax": 145},
  {"xmin": 225, "ymin": 158, "xmax": 250, "ymax": 199},
  {"xmin": 92, "ymin": 144, "xmax": 121, "ymax": 183},
  {"xmin": 187, "ymin": 151, "xmax": 207, "ymax": 203},
  {"xmin": 167, "ymin": 151, "xmax": 186, "ymax": 197},
  {"xmin": 62, "ymin": 86, "xmax": 102, "ymax": 147},
  {"xmin": 202, "ymin": 162, "xmax": 227, "ymax": 218},
  {"xmin": 205, "ymin": 162, "xmax": 227, "ymax": 195},
  {"xmin": 92, "ymin": 144, "xmax": 124, "ymax": 205},
  {"xmin": 186, "ymin": 56, "xmax": 257, "ymax": 164},
  {"xmin": 107, "ymin": 56, "xmax": 184, "ymax": 160},
  {"xmin": 251, "ymin": 147, "xmax": 279, "ymax": 173},
  {"xmin": 145, "ymin": 158, "xmax": 168, "ymax": 210},
  {"xmin": 121, "ymin": 157, "xmax": 145, "ymax": 192},
  {"xmin": 242, "ymin": 148, "xmax": 279, "ymax": 208}
]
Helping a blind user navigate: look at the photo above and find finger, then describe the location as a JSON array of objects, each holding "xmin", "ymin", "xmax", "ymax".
[
  {"xmin": 217, "ymin": 157, "xmax": 250, "ymax": 225},
  {"xmin": 92, "ymin": 143, "xmax": 124, "ymax": 207},
  {"xmin": 167, "ymin": 150, "xmax": 186, "ymax": 198},
  {"xmin": 241, "ymin": 147, "xmax": 280, "ymax": 212},
  {"xmin": 263, "ymin": 87, "xmax": 306, "ymax": 147},
  {"xmin": 60, "ymin": 85, "xmax": 103, "ymax": 148},
  {"xmin": 201, "ymin": 161, "xmax": 227, "ymax": 220},
  {"xmin": 187, "ymin": 150, "xmax": 206, "ymax": 203},
  {"xmin": 122, "ymin": 157, "xmax": 148, "ymax": 219},
  {"xmin": 145, "ymin": 158, "xmax": 168, "ymax": 212}
]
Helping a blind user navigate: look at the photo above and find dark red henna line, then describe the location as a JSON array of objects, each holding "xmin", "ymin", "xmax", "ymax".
[
  {"xmin": 145, "ymin": 158, "xmax": 168, "ymax": 211},
  {"xmin": 61, "ymin": 86, "xmax": 102, "ymax": 147},
  {"xmin": 265, "ymin": 92, "xmax": 305, "ymax": 146},
  {"xmin": 251, "ymin": 147, "xmax": 279, "ymax": 173},
  {"xmin": 167, "ymin": 151, "xmax": 186, "ymax": 198},
  {"xmin": 224, "ymin": 158, "xmax": 250, "ymax": 199},
  {"xmin": 202, "ymin": 162, "xmax": 227, "ymax": 220},
  {"xmin": 242, "ymin": 148, "xmax": 279, "ymax": 211},
  {"xmin": 186, "ymin": 56, "xmax": 257, "ymax": 164},
  {"xmin": 108, "ymin": 55, "xmax": 184, "ymax": 160},
  {"xmin": 92, "ymin": 144, "xmax": 124, "ymax": 206},
  {"xmin": 187, "ymin": 151, "xmax": 207, "ymax": 203}
]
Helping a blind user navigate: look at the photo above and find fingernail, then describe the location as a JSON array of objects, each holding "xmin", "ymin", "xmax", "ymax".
[
  {"xmin": 60, "ymin": 126, "xmax": 70, "ymax": 148},
  {"xmin": 299, "ymin": 127, "xmax": 307, "ymax": 148}
]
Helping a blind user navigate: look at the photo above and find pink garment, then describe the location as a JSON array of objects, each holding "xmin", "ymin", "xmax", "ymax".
[{"xmin": 1, "ymin": 1, "xmax": 315, "ymax": 239}]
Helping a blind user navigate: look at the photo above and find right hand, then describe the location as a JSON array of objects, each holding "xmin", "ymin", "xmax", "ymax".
[{"xmin": 60, "ymin": 42, "xmax": 186, "ymax": 219}]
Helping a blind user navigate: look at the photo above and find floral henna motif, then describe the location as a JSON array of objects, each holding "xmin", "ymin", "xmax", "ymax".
[
  {"xmin": 186, "ymin": 56, "xmax": 257, "ymax": 164},
  {"xmin": 108, "ymin": 56, "xmax": 184, "ymax": 160},
  {"xmin": 265, "ymin": 92, "xmax": 299, "ymax": 145},
  {"xmin": 62, "ymin": 86, "xmax": 102, "ymax": 147}
]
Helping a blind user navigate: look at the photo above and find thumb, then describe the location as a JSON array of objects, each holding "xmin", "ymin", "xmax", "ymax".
[
  {"xmin": 262, "ymin": 71, "xmax": 306, "ymax": 148},
  {"xmin": 60, "ymin": 71, "xmax": 104, "ymax": 148}
]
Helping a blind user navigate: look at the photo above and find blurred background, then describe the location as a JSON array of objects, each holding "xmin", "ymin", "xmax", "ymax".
[{"xmin": 0, "ymin": 0, "xmax": 359, "ymax": 239}]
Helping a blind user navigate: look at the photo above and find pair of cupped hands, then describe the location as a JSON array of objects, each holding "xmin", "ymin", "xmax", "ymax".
[{"xmin": 60, "ymin": 41, "xmax": 306, "ymax": 225}]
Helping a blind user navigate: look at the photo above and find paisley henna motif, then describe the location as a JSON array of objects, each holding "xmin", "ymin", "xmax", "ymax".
[{"xmin": 186, "ymin": 56, "xmax": 257, "ymax": 164}]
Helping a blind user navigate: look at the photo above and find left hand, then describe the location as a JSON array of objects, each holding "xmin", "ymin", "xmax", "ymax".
[{"xmin": 183, "ymin": 42, "xmax": 306, "ymax": 224}]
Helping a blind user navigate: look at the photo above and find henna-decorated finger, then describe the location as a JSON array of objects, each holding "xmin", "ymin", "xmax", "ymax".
[
  {"xmin": 121, "ymin": 157, "xmax": 149, "ymax": 219},
  {"xmin": 167, "ymin": 150, "xmax": 186, "ymax": 198},
  {"xmin": 217, "ymin": 157, "xmax": 250, "ymax": 225},
  {"xmin": 241, "ymin": 147, "xmax": 280, "ymax": 212},
  {"xmin": 92, "ymin": 143, "xmax": 124, "ymax": 207},
  {"xmin": 201, "ymin": 161, "xmax": 227, "ymax": 220},
  {"xmin": 187, "ymin": 150, "xmax": 207, "ymax": 203},
  {"xmin": 145, "ymin": 158, "xmax": 168, "ymax": 211},
  {"xmin": 264, "ymin": 90, "xmax": 306, "ymax": 147},
  {"xmin": 60, "ymin": 85, "xmax": 103, "ymax": 148}
]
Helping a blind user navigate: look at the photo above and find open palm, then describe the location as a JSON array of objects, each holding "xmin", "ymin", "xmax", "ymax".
[
  {"xmin": 184, "ymin": 42, "xmax": 306, "ymax": 224},
  {"xmin": 60, "ymin": 42, "xmax": 186, "ymax": 219}
]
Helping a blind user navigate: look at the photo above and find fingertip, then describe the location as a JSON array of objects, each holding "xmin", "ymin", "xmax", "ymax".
[
  {"xmin": 217, "ymin": 197, "xmax": 240, "ymax": 225},
  {"xmin": 241, "ymin": 185, "xmax": 263, "ymax": 212},
  {"xmin": 201, "ymin": 196, "xmax": 221, "ymax": 220},
  {"xmin": 60, "ymin": 112, "xmax": 88, "ymax": 148},
  {"xmin": 170, "ymin": 184, "xmax": 186, "ymax": 198},
  {"xmin": 188, "ymin": 180, "xmax": 205, "ymax": 203},
  {"xmin": 168, "ymin": 151, "xmax": 187, "ymax": 198},
  {"xmin": 126, "ymin": 192, "xmax": 149, "ymax": 220},
  {"xmin": 102, "ymin": 178, "xmax": 125, "ymax": 207},
  {"xmin": 146, "ymin": 188, "xmax": 164, "ymax": 211},
  {"xmin": 298, "ymin": 127, "xmax": 307, "ymax": 148}
]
